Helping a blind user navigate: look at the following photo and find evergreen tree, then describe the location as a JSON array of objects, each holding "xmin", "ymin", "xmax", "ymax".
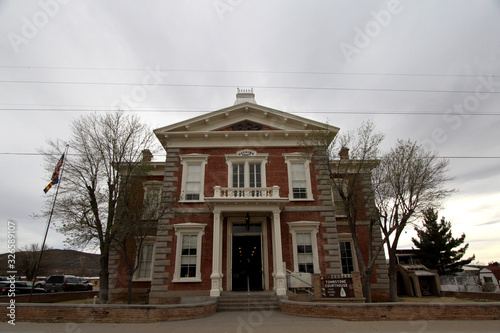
[{"xmin": 412, "ymin": 209, "xmax": 475, "ymax": 275}]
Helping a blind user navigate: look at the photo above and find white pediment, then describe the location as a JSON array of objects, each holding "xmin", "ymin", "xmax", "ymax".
[{"xmin": 154, "ymin": 101, "xmax": 339, "ymax": 148}]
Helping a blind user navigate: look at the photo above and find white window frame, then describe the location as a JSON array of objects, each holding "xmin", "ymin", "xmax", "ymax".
[
  {"xmin": 288, "ymin": 221, "xmax": 320, "ymax": 274},
  {"xmin": 172, "ymin": 223, "xmax": 206, "ymax": 283},
  {"xmin": 225, "ymin": 151, "xmax": 268, "ymax": 188},
  {"xmin": 142, "ymin": 181, "xmax": 163, "ymax": 219},
  {"xmin": 179, "ymin": 154, "xmax": 209, "ymax": 202},
  {"xmin": 284, "ymin": 153, "xmax": 313, "ymax": 201},
  {"xmin": 133, "ymin": 238, "xmax": 156, "ymax": 281},
  {"xmin": 338, "ymin": 233, "xmax": 359, "ymax": 275}
]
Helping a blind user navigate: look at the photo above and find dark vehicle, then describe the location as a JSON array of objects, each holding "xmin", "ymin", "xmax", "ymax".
[
  {"xmin": 45, "ymin": 275, "xmax": 75, "ymax": 292},
  {"xmin": 45, "ymin": 275, "xmax": 93, "ymax": 292},
  {"xmin": 0, "ymin": 281, "xmax": 46, "ymax": 295},
  {"xmin": 62, "ymin": 277, "xmax": 93, "ymax": 292},
  {"xmin": 79, "ymin": 278, "xmax": 93, "ymax": 291}
]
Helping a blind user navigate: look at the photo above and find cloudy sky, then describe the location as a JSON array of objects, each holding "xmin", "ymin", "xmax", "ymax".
[{"xmin": 1, "ymin": 1, "xmax": 499, "ymax": 264}]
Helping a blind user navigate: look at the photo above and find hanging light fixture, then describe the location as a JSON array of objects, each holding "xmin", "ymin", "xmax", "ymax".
[{"xmin": 245, "ymin": 213, "xmax": 250, "ymax": 231}]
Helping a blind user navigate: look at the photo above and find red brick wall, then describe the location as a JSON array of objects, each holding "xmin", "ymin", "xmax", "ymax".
[
  {"xmin": 281, "ymin": 300, "xmax": 500, "ymax": 321},
  {"xmin": 1, "ymin": 302, "xmax": 217, "ymax": 323}
]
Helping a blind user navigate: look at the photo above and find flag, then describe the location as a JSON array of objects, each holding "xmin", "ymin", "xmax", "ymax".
[{"xmin": 43, "ymin": 154, "xmax": 65, "ymax": 193}]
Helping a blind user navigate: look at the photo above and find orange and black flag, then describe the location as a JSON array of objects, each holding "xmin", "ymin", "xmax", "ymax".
[{"xmin": 43, "ymin": 154, "xmax": 65, "ymax": 193}]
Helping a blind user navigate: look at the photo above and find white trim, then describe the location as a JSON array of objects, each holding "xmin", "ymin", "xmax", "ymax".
[
  {"xmin": 172, "ymin": 223, "xmax": 206, "ymax": 283},
  {"xmin": 179, "ymin": 154, "xmax": 209, "ymax": 203},
  {"xmin": 288, "ymin": 221, "xmax": 320, "ymax": 274},
  {"xmin": 283, "ymin": 153, "xmax": 313, "ymax": 201}
]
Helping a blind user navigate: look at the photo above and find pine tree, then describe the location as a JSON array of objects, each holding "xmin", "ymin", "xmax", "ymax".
[{"xmin": 412, "ymin": 209, "xmax": 475, "ymax": 275}]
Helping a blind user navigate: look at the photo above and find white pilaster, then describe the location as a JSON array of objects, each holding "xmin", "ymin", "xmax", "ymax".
[
  {"xmin": 272, "ymin": 208, "xmax": 287, "ymax": 296},
  {"xmin": 210, "ymin": 209, "xmax": 223, "ymax": 297}
]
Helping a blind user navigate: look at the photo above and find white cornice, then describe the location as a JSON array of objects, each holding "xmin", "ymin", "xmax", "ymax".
[{"xmin": 154, "ymin": 102, "xmax": 339, "ymax": 148}]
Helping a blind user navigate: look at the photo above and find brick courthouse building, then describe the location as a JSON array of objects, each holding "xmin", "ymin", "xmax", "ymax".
[{"xmin": 109, "ymin": 90, "xmax": 389, "ymax": 303}]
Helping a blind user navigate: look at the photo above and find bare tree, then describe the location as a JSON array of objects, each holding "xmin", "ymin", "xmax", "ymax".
[
  {"xmin": 40, "ymin": 111, "xmax": 157, "ymax": 303},
  {"xmin": 373, "ymin": 139, "xmax": 455, "ymax": 301},
  {"xmin": 308, "ymin": 120, "xmax": 386, "ymax": 302},
  {"xmin": 112, "ymin": 163, "xmax": 175, "ymax": 304},
  {"xmin": 17, "ymin": 243, "xmax": 50, "ymax": 281}
]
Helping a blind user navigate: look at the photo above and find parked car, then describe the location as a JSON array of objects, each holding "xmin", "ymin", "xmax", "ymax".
[
  {"xmin": 79, "ymin": 278, "xmax": 93, "ymax": 291},
  {"xmin": 44, "ymin": 275, "xmax": 94, "ymax": 292},
  {"xmin": 44, "ymin": 275, "xmax": 75, "ymax": 292},
  {"xmin": 0, "ymin": 281, "xmax": 46, "ymax": 295},
  {"xmin": 35, "ymin": 280, "xmax": 46, "ymax": 288}
]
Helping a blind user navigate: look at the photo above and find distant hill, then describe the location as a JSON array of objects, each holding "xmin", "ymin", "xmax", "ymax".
[{"xmin": 0, "ymin": 249, "xmax": 100, "ymax": 278}]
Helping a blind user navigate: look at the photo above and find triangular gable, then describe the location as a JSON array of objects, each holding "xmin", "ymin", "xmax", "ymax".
[
  {"xmin": 153, "ymin": 100, "xmax": 339, "ymax": 148},
  {"xmin": 154, "ymin": 102, "xmax": 335, "ymax": 134}
]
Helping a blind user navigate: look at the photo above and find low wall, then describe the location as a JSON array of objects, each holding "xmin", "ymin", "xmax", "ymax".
[
  {"xmin": 0, "ymin": 291, "xmax": 98, "ymax": 304},
  {"xmin": 441, "ymin": 291, "xmax": 500, "ymax": 301},
  {"xmin": 280, "ymin": 300, "xmax": 500, "ymax": 321},
  {"xmin": 1, "ymin": 301, "xmax": 217, "ymax": 323}
]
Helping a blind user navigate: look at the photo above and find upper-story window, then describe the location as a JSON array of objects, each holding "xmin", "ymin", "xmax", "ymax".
[
  {"xmin": 226, "ymin": 150, "xmax": 268, "ymax": 190},
  {"xmin": 284, "ymin": 153, "xmax": 313, "ymax": 201},
  {"xmin": 142, "ymin": 181, "xmax": 163, "ymax": 219},
  {"xmin": 180, "ymin": 154, "xmax": 209, "ymax": 202}
]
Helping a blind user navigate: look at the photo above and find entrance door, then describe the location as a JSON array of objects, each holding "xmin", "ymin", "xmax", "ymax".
[{"xmin": 232, "ymin": 235, "xmax": 263, "ymax": 291}]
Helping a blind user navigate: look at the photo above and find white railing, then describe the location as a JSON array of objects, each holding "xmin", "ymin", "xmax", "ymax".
[{"xmin": 213, "ymin": 185, "xmax": 280, "ymax": 199}]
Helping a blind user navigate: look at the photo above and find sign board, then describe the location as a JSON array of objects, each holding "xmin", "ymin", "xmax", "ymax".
[{"xmin": 323, "ymin": 278, "xmax": 353, "ymax": 298}]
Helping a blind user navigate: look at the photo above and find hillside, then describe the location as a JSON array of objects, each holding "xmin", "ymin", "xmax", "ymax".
[{"xmin": 0, "ymin": 249, "xmax": 100, "ymax": 278}]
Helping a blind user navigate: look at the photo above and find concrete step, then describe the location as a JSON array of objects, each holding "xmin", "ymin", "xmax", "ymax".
[{"xmin": 217, "ymin": 294, "xmax": 280, "ymax": 312}]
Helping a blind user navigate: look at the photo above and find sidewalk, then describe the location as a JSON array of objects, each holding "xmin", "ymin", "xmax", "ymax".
[{"xmin": 2, "ymin": 311, "xmax": 499, "ymax": 333}]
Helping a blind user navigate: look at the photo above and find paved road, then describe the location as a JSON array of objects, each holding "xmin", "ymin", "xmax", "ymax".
[{"xmin": 1, "ymin": 311, "xmax": 499, "ymax": 333}]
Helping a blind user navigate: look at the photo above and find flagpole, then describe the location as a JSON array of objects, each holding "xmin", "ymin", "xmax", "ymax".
[{"xmin": 29, "ymin": 144, "xmax": 69, "ymax": 301}]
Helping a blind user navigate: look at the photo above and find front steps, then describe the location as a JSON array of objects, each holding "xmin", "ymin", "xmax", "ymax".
[{"xmin": 217, "ymin": 292, "xmax": 280, "ymax": 312}]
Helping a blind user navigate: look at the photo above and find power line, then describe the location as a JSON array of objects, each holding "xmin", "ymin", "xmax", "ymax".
[
  {"xmin": 1, "ymin": 80, "xmax": 500, "ymax": 94},
  {"xmin": 1, "ymin": 107, "xmax": 499, "ymax": 116},
  {"xmin": 1, "ymin": 65, "xmax": 497, "ymax": 78},
  {"xmin": 2, "ymin": 152, "xmax": 500, "ymax": 159}
]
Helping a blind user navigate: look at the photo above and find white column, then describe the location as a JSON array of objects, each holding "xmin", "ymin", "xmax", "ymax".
[
  {"xmin": 210, "ymin": 209, "xmax": 222, "ymax": 297},
  {"xmin": 272, "ymin": 208, "xmax": 287, "ymax": 296}
]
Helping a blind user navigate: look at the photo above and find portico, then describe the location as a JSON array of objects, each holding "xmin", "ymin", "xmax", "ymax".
[{"xmin": 205, "ymin": 188, "xmax": 289, "ymax": 297}]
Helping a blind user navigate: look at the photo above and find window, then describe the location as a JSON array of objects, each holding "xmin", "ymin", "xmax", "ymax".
[
  {"xmin": 142, "ymin": 181, "xmax": 162, "ymax": 219},
  {"xmin": 180, "ymin": 235, "xmax": 198, "ymax": 278},
  {"xmin": 291, "ymin": 163, "xmax": 307, "ymax": 199},
  {"xmin": 134, "ymin": 242, "xmax": 154, "ymax": 280},
  {"xmin": 173, "ymin": 223, "xmax": 206, "ymax": 282},
  {"xmin": 339, "ymin": 241, "xmax": 354, "ymax": 275},
  {"xmin": 226, "ymin": 151, "xmax": 268, "ymax": 195},
  {"xmin": 249, "ymin": 163, "xmax": 262, "ymax": 188},
  {"xmin": 284, "ymin": 153, "xmax": 313, "ymax": 201},
  {"xmin": 332, "ymin": 179, "xmax": 348, "ymax": 216},
  {"xmin": 483, "ymin": 277, "xmax": 493, "ymax": 283},
  {"xmin": 232, "ymin": 164, "xmax": 244, "ymax": 188},
  {"xmin": 180, "ymin": 154, "xmax": 209, "ymax": 202},
  {"xmin": 185, "ymin": 164, "xmax": 201, "ymax": 200},
  {"xmin": 296, "ymin": 233, "xmax": 314, "ymax": 273},
  {"xmin": 288, "ymin": 221, "xmax": 320, "ymax": 274}
]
